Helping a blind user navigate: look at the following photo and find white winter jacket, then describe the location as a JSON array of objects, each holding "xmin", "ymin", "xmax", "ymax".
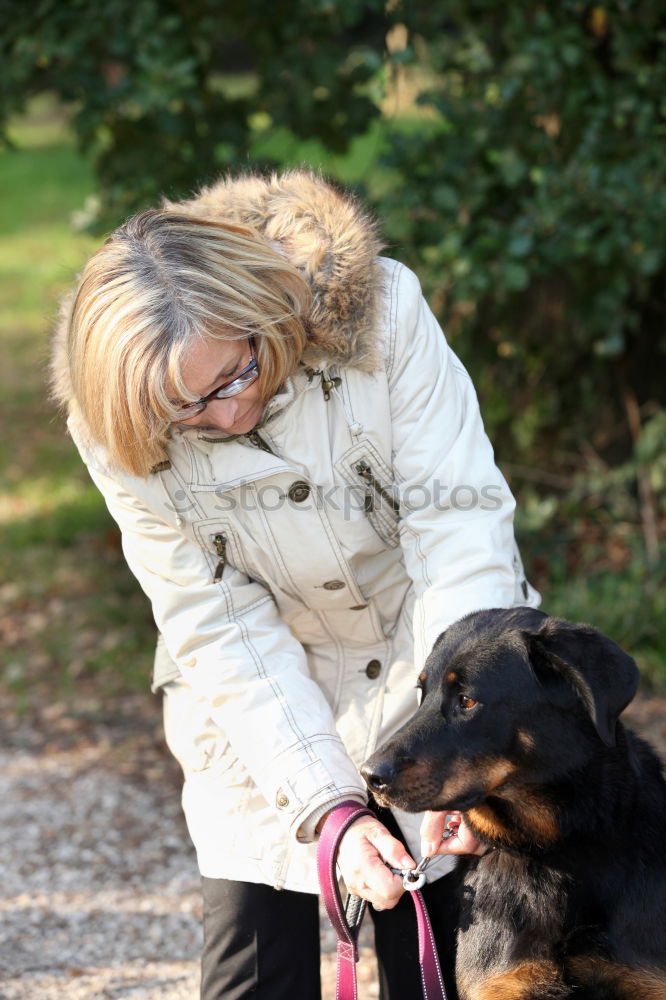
[{"xmin": 53, "ymin": 172, "xmax": 539, "ymax": 893}]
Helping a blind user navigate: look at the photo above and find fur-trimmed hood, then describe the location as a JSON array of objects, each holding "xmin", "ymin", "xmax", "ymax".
[
  {"xmin": 167, "ymin": 170, "xmax": 384, "ymax": 372},
  {"xmin": 50, "ymin": 170, "xmax": 383, "ymax": 422}
]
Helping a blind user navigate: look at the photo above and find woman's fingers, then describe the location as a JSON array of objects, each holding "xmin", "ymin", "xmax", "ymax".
[
  {"xmin": 335, "ymin": 810, "xmax": 486, "ymax": 913},
  {"xmin": 336, "ymin": 816, "xmax": 415, "ymax": 910},
  {"xmin": 364, "ymin": 819, "xmax": 414, "ymax": 871},
  {"xmin": 419, "ymin": 809, "xmax": 451, "ymax": 857},
  {"xmin": 420, "ymin": 810, "xmax": 487, "ymax": 857}
]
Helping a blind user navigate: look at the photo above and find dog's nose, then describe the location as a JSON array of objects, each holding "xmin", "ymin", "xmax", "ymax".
[{"xmin": 360, "ymin": 759, "xmax": 400, "ymax": 793}]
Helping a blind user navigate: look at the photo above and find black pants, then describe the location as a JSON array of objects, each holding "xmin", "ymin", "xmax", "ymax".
[{"xmin": 201, "ymin": 870, "xmax": 459, "ymax": 1000}]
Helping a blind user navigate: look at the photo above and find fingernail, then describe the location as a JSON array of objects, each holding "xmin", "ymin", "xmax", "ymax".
[
  {"xmin": 422, "ymin": 842, "xmax": 435, "ymax": 858},
  {"xmin": 400, "ymin": 855, "xmax": 413, "ymax": 869}
]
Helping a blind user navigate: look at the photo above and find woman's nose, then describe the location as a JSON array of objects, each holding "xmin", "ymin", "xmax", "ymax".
[{"xmin": 203, "ymin": 396, "xmax": 240, "ymax": 430}]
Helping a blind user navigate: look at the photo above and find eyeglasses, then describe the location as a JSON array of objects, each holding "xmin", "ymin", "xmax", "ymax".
[{"xmin": 173, "ymin": 338, "xmax": 259, "ymax": 421}]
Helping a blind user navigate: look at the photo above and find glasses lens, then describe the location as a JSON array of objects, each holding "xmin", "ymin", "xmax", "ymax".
[
  {"xmin": 173, "ymin": 345, "xmax": 259, "ymax": 421},
  {"xmin": 214, "ymin": 367, "xmax": 259, "ymax": 400},
  {"xmin": 173, "ymin": 400, "xmax": 205, "ymax": 419}
]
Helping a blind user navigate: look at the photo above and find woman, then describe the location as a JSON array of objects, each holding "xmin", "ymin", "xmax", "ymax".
[{"xmin": 51, "ymin": 170, "xmax": 539, "ymax": 999}]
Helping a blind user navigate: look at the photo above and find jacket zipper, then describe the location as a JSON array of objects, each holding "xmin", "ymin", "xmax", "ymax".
[
  {"xmin": 354, "ymin": 460, "xmax": 400, "ymax": 515},
  {"xmin": 246, "ymin": 430, "xmax": 275, "ymax": 455},
  {"xmin": 213, "ymin": 533, "xmax": 227, "ymax": 582},
  {"xmin": 198, "ymin": 429, "xmax": 275, "ymax": 452}
]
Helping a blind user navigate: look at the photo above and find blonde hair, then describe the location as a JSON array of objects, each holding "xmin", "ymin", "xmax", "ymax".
[{"xmin": 60, "ymin": 210, "xmax": 311, "ymax": 477}]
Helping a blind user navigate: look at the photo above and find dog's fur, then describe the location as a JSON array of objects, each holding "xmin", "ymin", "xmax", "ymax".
[{"xmin": 362, "ymin": 608, "xmax": 666, "ymax": 1000}]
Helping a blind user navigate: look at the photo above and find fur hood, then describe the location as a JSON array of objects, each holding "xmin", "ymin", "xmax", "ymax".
[
  {"xmin": 51, "ymin": 170, "xmax": 384, "ymax": 421},
  {"xmin": 168, "ymin": 170, "xmax": 384, "ymax": 372}
]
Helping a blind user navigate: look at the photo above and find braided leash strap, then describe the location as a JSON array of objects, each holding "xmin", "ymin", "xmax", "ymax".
[{"xmin": 317, "ymin": 801, "xmax": 447, "ymax": 1000}]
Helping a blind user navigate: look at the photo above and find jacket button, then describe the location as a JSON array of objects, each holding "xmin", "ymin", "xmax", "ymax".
[
  {"xmin": 366, "ymin": 659, "xmax": 381, "ymax": 680},
  {"xmin": 288, "ymin": 481, "xmax": 311, "ymax": 503},
  {"xmin": 276, "ymin": 790, "xmax": 289, "ymax": 808},
  {"xmin": 323, "ymin": 580, "xmax": 345, "ymax": 591}
]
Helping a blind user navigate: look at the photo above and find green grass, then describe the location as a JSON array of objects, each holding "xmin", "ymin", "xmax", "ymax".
[{"xmin": 0, "ymin": 97, "xmax": 155, "ymax": 706}]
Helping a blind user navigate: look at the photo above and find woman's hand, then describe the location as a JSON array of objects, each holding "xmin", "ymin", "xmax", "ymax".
[
  {"xmin": 335, "ymin": 815, "xmax": 416, "ymax": 911},
  {"xmin": 420, "ymin": 811, "xmax": 487, "ymax": 858}
]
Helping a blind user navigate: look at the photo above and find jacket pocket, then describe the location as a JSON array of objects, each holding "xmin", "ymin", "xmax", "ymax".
[
  {"xmin": 193, "ymin": 517, "xmax": 254, "ymax": 583},
  {"xmin": 336, "ymin": 441, "xmax": 401, "ymax": 548}
]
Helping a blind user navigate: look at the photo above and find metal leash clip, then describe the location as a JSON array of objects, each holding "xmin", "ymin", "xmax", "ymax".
[
  {"xmin": 389, "ymin": 818, "xmax": 458, "ymax": 891},
  {"xmin": 391, "ymin": 851, "xmax": 444, "ymax": 891},
  {"xmin": 395, "ymin": 855, "xmax": 431, "ymax": 891}
]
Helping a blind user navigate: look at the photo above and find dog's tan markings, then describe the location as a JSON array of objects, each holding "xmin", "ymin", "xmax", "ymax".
[
  {"xmin": 466, "ymin": 804, "xmax": 509, "ymax": 843},
  {"xmin": 566, "ymin": 956, "xmax": 666, "ymax": 1000},
  {"xmin": 511, "ymin": 788, "xmax": 559, "ymax": 844},
  {"xmin": 465, "ymin": 960, "xmax": 566, "ymax": 1000},
  {"xmin": 438, "ymin": 757, "xmax": 516, "ymax": 813},
  {"xmin": 445, "ymin": 670, "xmax": 458, "ymax": 685},
  {"xmin": 467, "ymin": 785, "xmax": 559, "ymax": 848},
  {"xmin": 483, "ymin": 758, "xmax": 517, "ymax": 792},
  {"xmin": 515, "ymin": 728, "xmax": 536, "ymax": 752},
  {"xmin": 418, "ymin": 670, "xmax": 426, "ymax": 686}
]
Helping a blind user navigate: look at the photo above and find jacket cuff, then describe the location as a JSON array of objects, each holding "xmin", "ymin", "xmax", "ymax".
[
  {"xmin": 296, "ymin": 793, "xmax": 368, "ymax": 844},
  {"xmin": 242, "ymin": 733, "xmax": 366, "ymax": 841}
]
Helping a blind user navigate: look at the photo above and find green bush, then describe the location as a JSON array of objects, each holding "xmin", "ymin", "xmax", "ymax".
[
  {"xmin": 375, "ymin": 3, "xmax": 665, "ymax": 578},
  {"xmin": 2, "ymin": 0, "xmax": 386, "ymax": 222}
]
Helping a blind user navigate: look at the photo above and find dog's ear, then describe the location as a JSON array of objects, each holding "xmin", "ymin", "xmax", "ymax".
[{"xmin": 522, "ymin": 619, "xmax": 639, "ymax": 746}]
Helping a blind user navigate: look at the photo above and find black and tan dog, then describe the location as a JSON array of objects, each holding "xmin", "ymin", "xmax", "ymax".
[{"xmin": 362, "ymin": 607, "xmax": 666, "ymax": 1000}]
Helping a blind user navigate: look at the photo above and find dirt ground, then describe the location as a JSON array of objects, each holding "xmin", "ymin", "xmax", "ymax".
[{"xmin": 1, "ymin": 691, "xmax": 664, "ymax": 1000}]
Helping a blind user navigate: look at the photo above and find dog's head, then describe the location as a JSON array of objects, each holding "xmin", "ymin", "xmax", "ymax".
[{"xmin": 361, "ymin": 608, "xmax": 639, "ymax": 848}]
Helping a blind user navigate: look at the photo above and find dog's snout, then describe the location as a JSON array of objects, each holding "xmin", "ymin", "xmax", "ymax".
[
  {"xmin": 360, "ymin": 758, "xmax": 404, "ymax": 793},
  {"xmin": 360, "ymin": 760, "xmax": 391, "ymax": 792}
]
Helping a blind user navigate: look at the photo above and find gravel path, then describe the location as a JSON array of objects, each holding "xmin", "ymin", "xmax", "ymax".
[
  {"xmin": 0, "ymin": 697, "xmax": 377, "ymax": 1000},
  {"xmin": 2, "ymin": 693, "xmax": 664, "ymax": 1000}
]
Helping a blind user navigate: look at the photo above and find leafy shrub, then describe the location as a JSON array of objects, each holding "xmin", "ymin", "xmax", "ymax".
[
  {"xmin": 1, "ymin": 0, "xmax": 386, "ymax": 222},
  {"xmin": 376, "ymin": 2, "xmax": 665, "ymax": 588}
]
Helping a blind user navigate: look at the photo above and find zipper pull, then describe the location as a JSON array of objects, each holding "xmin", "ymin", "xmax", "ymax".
[
  {"xmin": 213, "ymin": 533, "xmax": 227, "ymax": 582},
  {"xmin": 320, "ymin": 374, "xmax": 341, "ymax": 401},
  {"xmin": 355, "ymin": 460, "xmax": 376, "ymax": 511},
  {"xmin": 355, "ymin": 459, "xmax": 373, "ymax": 484},
  {"xmin": 247, "ymin": 430, "xmax": 275, "ymax": 455},
  {"xmin": 303, "ymin": 367, "xmax": 341, "ymax": 400},
  {"xmin": 354, "ymin": 460, "xmax": 400, "ymax": 515}
]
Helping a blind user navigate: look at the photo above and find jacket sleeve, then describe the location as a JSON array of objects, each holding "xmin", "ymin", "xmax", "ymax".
[
  {"xmin": 74, "ymin": 442, "xmax": 367, "ymax": 839},
  {"xmin": 386, "ymin": 263, "xmax": 539, "ymax": 670}
]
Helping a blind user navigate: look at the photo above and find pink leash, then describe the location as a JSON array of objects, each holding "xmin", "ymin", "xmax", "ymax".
[{"xmin": 317, "ymin": 800, "xmax": 448, "ymax": 1000}]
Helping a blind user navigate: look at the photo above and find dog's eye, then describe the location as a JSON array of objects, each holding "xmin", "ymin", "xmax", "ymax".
[{"xmin": 459, "ymin": 694, "xmax": 478, "ymax": 711}]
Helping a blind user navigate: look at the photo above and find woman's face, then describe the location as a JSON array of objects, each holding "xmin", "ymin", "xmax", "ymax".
[{"xmin": 177, "ymin": 335, "xmax": 264, "ymax": 435}]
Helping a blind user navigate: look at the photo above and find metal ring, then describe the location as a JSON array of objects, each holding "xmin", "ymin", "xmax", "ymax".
[{"xmin": 402, "ymin": 870, "xmax": 426, "ymax": 891}]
